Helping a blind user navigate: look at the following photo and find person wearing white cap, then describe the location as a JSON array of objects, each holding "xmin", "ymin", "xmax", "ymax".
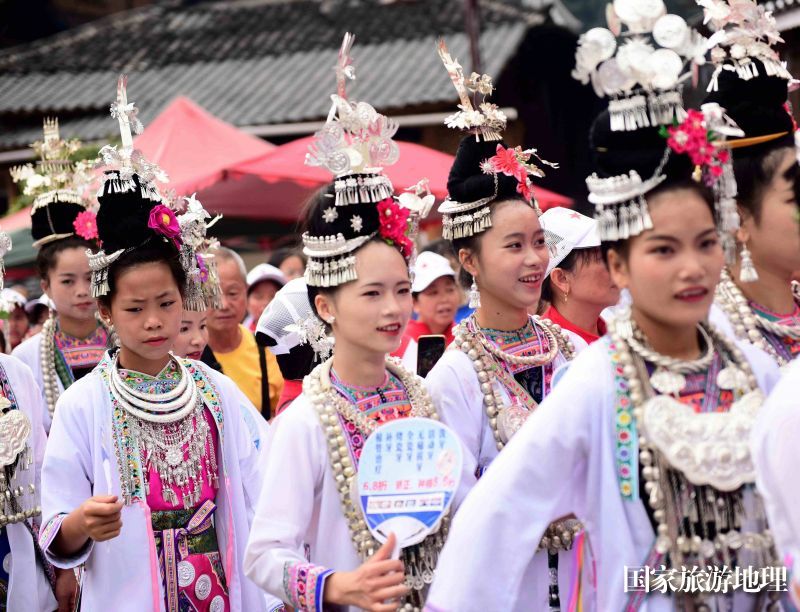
[
  {"xmin": 245, "ymin": 263, "xmax": 287, "ymax": 333},
  {"xmin": 255, "ymin": 277, "xmax": 333, "ymax": 414},
  {"xmin": 1, "ymin": 287, "xmax": 30, "ymax": 351},
  {"xmin": 391, "ymin": 251, "xmax": 459, "ymax": 372},
  {"xmin": 539, "ymin": 207, "xmax": 620, "ymax": 346}
]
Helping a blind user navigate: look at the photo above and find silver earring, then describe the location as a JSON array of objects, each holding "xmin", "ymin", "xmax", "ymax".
[
  {"xmin": 468, "ymin": 277, "xmax": 481, "ymax": 309},
  {"xmin": 739, "ymin": 243, "xmax": 759, "ymax": 283},
  {"xmin": 327, "ymin": 316, "xmax": 335, "ymax": 325}
]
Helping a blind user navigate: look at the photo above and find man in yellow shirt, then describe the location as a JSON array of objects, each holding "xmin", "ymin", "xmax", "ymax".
[{"xmin": 207, "ymin": 247, "xmax": 284, "ymax": 417}]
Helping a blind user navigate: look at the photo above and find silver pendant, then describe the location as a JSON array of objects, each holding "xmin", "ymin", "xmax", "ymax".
[
  {"xmin": 0, "ymin": 410, "xmax": 30, "ymax": 467},
  {"xmin": 649, "ymin": 368, "xmax": 686, "ymax": 395},
  {"xmin": 716, "ymin": 366, "xmax": 747, "ymax": 391},
  {"xmin": 497, "ymin": 404, "xmax": 531, "ymax": 443}
]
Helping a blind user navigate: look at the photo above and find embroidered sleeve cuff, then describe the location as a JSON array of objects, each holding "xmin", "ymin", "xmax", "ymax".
[
  {"xmin": 39, "ymin": 513, "xmax": 94, "ymax": 568},
  {"xmin": 282, "ymin": 561, "xmax": 334, "ymax": 612}
]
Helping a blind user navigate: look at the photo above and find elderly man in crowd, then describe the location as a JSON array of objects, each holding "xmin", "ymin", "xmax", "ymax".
[{"xmin": 206, "ymin": 247, "xmax": 284, "ymax": 417}]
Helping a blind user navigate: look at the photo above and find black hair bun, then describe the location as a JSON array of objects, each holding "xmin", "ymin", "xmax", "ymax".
[
  {"xmin": 96, "ymin": 172, "xmax": 167, "ymax": 253},
  {"xmin": 447, "ymin": 136, "xmax": 520, "ymax": 203},
  {"xmin": 589, "ymin": 110, "xmax": 693, "ymax": 184},
  {"xmin": 704, "ymin": 61, "xmax": 794, "ymax": 154},
  {"xmin": 31, "ymin": 201, "xmax": 86, "ymax": 245},
  {"xmin": 304, "ymin": 179, "xmax": 381, "ymax": 241}
]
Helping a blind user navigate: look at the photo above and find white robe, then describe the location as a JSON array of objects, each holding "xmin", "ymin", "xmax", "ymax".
[
  {"xmin": 12, "ymin": 332, "xmax": 60, "ymax": 434},
  {"xmin": 39, "ymin": 357, "xmax": 281, "ymax": 612},
  {"xmin": 424, "ymin": 328, "xmax": 588, "ymax": 610},
  {"xmin": 0, "ymin": 354, "xmax": 57, "ymax": 612},
  {"xmin": 425, "ymin": 337, "xmax": 780, "ymax": 612},
  {"xmin": 752, "ymin": 357, "xmax": 800, "ymax": 597}
]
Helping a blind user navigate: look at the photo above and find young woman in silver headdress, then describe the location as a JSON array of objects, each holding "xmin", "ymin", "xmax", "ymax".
[
  {"xmin": 38, "ymin": 78, "xmax": 278, "ymax": 612},
  {"xmin": 10, "ymin": 120, "xmax": 111, "ymax": 435},
  {"xmin": 702, "ymin": 3, "xmax": 800, "ymax": 366},
  {"xmin": 244, "ymin": 35, "xmax": 453, "ymax": 612},
  {"xmin": 423, "ymin": 42, "xmax": 585, "ymax": 610},
  {"xmin": 426, "ymin": 4, "xmax": 784, "ymax": 606}
]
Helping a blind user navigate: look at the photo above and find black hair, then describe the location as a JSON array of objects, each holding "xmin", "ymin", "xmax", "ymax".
[
  {"xmin": 36, "ymin": 236, "xmax": 94, "ymax": 281},
  {"xmin": 97, "ymin": 240, "xmax": 186, "ymax": 310},
  {"xmin": 541, "ymin": 247, "xmax": 603, "ymax": 303},
  {"xmin": 256, "ymin": 328, "xmax": 317, "ymax": 381},
  {"xmin": 31, "ymin": 201, "xmax": 86, "ymax": 246},
  {"xmin": 93, "ymin": 171, "xmax": 185, "ymax": 308},
  {"xmin": 421, "ymin": 238, "xmax": 456, "ymax": 259},
  {"xmin": 599, "ymin": 179, "xmax": 716, "ymax": 264},
  {"xmin": 268, "ymin": 246, "xmax": 306, "ymax": 269}
]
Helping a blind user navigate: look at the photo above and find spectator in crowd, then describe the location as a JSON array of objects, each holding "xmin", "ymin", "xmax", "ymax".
[
  {"xmin": 207, "ymin": 247, "xmax": 284, "ymax": 417},
  {"xmin": 392, "ymin": 251, "xmax": 459, "ymax": 371},
  {"xmin": 255, "ymin": 277, "xmax": 331, "ymax": 415},
  {"xmin": 244, "ymin": 263, "xmax": 286, "ymax": 332},
  {"xmin": 25, "ymin": 294, "xmax": 54, "ymax": 338},
  {"xmin": 539, "ymin": 207, "xmax": 620, "ymax": 346},
  {"xmin": 2, "ymin": 288, "xmax": 29, "ymax": 350},
  {"xmin": 421, "ymin": 239, "xmax": 472, "ymax": 322},
  {"xmin": 268, "ymin": 246, "xmax": 306, "ymax": 280}
]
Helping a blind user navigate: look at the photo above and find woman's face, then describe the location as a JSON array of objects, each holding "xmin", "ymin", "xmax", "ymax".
[
  {"xmin": 555, "ymin": 249, "xmax": 620, "ymax": 310},
  {"xmin": 607, "ymin": 188, "xmax": 724, "ymax": 332},
  {"xmin": 247, "ymin": 281, "xmax": 279, "ymax": 324},
  {"xmin": 100, "ymin": 262, "xmax": 183, "ymax": 369},
  {"xmin": 42, "ymin": 246, "xmax": 96, "ymax": 324},
  {"xmin": 315, "ymin": 240, "xmax": 412, "ymax": 357},
  {"xmin": 414, "ymin": 276, "xmax": 460, "ymax": 332},
  {"xmin": 279, "ymin": 255, "xmax": 305, "ymax": 281},
  {"xmin": 742, "ymin": 148, "xmax": 800, "ymax": 279},
  {"xmin": 461, "ymin": 201, "xmax": 549, "ymax": 311},
  {"xmin": 172, "ymin": 309, "xmax": 208, "ymax": 361}
]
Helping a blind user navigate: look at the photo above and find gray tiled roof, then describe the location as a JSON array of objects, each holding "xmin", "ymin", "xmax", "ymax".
[{"xmin": 0, "ymin": 0, "xmax": 575, "ymax": 150}]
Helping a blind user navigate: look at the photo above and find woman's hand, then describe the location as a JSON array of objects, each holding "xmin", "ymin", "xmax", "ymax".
[
  {"xmin": 323, "ymin": 533, "xmax": 409, "ymax": 611},
  {"xmin": 77, "ymin": 495, "xmax": 123, "ymax": 541},
  {"xmin": 53, "ymin": 495, "xmax": 124, "ymax": 558}
]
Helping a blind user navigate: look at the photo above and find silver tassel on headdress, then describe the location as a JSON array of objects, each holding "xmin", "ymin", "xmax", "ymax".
[
  {"xmin": 87, "ymin": 248, "xmax": 125, "ymax": 298},
  {"xmin": 181, "ymin": 244, "xmax": 206, "ymax": 313},
  {"xmin": 201, "ymin": 253, "xmax": 223, "ymax": 310}
]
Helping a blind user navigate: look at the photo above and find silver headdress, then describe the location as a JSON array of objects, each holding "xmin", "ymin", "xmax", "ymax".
[
  {"xmin": 305, "ymin": 32, "xmax": 397, "ymax": 207},
  {"xmin": 10, "ymin": 118, "xmax": 95, "ymax": 248},
  {"xmin": 177, "ymin": 193, "xmax": 222, "ymax": 312},
  {"xmin": 88, "ymin": 75, "xmax": 170, "ymax": 297},
  {"xmin": 437, "ymin": 40, "xmax": 556, "ymax": 240},
  {"xmin": 302, "ymin": 33, "xmax": 428, "ymax": 288},
  {"xmin": 573, "ymin": 0, "xmax": 706, "ymax": 132},
  {"xmin": 701, "ymin": 0, "xmax": 794, "ymax": 91}
]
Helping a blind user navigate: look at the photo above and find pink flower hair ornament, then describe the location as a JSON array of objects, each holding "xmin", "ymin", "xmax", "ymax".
[
  {"xmin": 482, "ymin": 144, "xmax": 558, "ymax": 205},
  {"xmin": 147, "ymin": 204, "xmax": 182, "ymax": 247},
  {"xmin": 661, "ymin": 109, "xmax": 731, "ymax": 185},
  {"xmin": 376, "ymin": 197, "xmax": 413, "ymax": 258},
  {"xmin": 73, "ymin": 210, "xmax": 99, "ymax": 241}
]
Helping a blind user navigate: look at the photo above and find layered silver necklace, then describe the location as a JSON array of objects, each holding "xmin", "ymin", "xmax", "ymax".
[{"xmin": 108, "ymin": 353, "xmax": 216, "ymax": 509}]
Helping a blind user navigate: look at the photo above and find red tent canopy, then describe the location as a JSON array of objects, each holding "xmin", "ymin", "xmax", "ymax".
[
  {"xmin": 231, "ymin": 136, "xmax": 572, "ymax": 212},
  {"xmin": 134, "ymin": 96, "xmax": 275, "ymax": 196}
]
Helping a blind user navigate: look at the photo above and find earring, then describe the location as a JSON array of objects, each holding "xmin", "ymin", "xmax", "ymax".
[
  {"xmin": 739, "ymin": 243, "xmax": 759, "ymax": 283},
  {"xmin": 326, "ymin": 316, "xmax": 335, "ymax": 325},
  {"xmin": 563, "ymin": 291, "xmax": 569, "ymax": 304},
  {"xmin": 468, "ymin": 276, "xmax": 481, "ymax": 309}
]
